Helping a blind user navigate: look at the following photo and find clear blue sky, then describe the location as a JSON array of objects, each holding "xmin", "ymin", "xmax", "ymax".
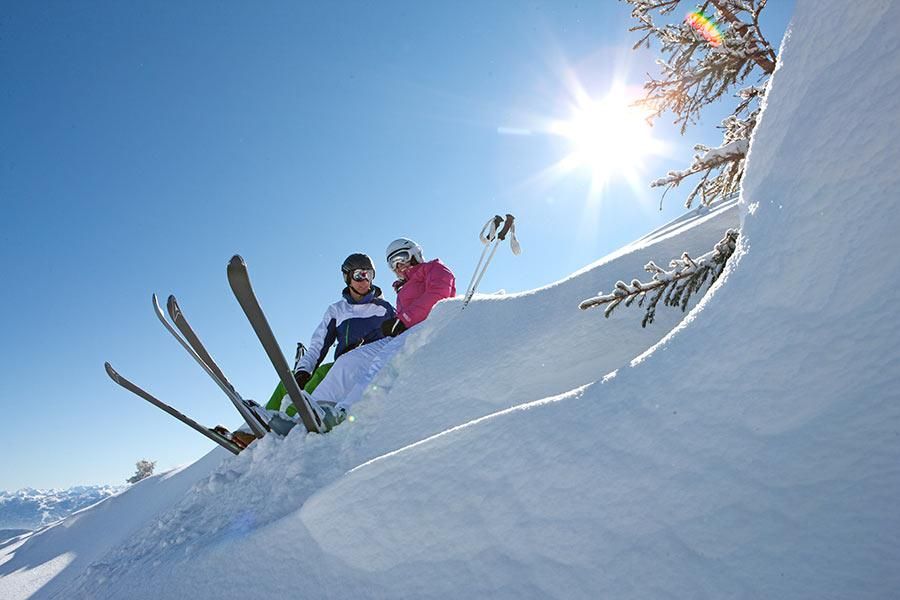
[{"xmin": 1, "ymin": 1, "xmax": 794, "ymax": 490}]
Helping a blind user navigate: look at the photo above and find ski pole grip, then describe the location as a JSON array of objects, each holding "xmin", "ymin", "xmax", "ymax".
[
  {"xmin": 491, "ymin": 215, "xmax": 504, "ymax": 239},
  {"xmin": 480, "ymin": 215, "xmax": 504, "ymax": 243},
  {"xmin": 497, "ymin": 214, "xmax": 515, "ymax": 240}
]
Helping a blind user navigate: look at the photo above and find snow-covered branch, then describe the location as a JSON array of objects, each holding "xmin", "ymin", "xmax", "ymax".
[
  {"xmin": 621, "ymin": 0, "xmax": 776, "ymax": 208},
  {"xmin": 708, "ymin": 0, "xmax": 777, "ymax": 72},
  {"xmin": 651, "ymin": 138, "xmax": 748, "ymax": 188},
  {"xmin": 579, "ymin": 229, "xmax": 739, "ymax": 327}
]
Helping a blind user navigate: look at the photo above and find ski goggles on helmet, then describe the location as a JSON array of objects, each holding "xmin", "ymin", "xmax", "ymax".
[
  {"xmin": 350, "ymin": 268, "xmax": 375, "ymax": 282},
  {"xmin": 388, "ymin": 250, "xmax": 413, "ymax": 270}
]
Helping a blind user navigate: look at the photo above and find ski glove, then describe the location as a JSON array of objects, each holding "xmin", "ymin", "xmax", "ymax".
[
  {"xmin": 381, "ymin": 317, "xmax": 407, "ymax": 337},
  {"xmin": 293, "ymin": 370, "xmax": 312, "ymax": 390}
]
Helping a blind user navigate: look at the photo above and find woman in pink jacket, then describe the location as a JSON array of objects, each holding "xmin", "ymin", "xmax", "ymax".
[{"xmin": 380, "ymin": 238, "xmax": 456, "ymax": 337}]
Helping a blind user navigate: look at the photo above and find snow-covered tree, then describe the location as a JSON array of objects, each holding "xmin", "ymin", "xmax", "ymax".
[
  {"xmin": 126, "ymin": 460, "xmax": 156, "ymax": 484},
  {"xmin": 624, "ymin": 0, "xmax": 777, "ymax": 208}
]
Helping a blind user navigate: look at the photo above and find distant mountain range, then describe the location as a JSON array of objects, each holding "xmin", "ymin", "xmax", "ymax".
[{"xmin": 0, "ymin": 486, "xmax": 125, "ymax": 531}]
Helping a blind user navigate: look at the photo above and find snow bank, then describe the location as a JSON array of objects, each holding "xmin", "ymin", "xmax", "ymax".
[
  {"xmin": 296, "ymin": 1, "xmax": 900, "ymax": 596},
  {"xmin": 311, "ymin": 2, "xmax": 900, "ymax": 597}
]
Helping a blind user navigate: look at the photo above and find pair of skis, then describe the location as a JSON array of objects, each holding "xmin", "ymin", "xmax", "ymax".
[{"xmin": 105, "ymin": 255, "xmax": 325, "ymax": 455}]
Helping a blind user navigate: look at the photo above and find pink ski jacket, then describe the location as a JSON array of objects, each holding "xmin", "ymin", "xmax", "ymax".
[{"xmin": 394, "ymin": 259, "xmax": 456, "ymax": 328}]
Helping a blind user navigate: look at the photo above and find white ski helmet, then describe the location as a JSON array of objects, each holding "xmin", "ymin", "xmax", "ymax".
[{"xmin": 385, "ymin": 237, "xmax": 424, "ymax": 269}]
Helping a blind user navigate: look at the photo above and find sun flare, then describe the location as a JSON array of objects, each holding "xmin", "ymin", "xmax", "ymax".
[{"xmin": 548, "ymin": 85, "xmax": 665, "ymax": 197}]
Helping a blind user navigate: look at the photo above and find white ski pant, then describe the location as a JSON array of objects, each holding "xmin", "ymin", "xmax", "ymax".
[{"xmin": 310, "ymin": 335, "xmax": 405, "ymax": 412}]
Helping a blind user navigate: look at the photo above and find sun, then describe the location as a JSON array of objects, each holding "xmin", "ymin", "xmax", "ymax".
[{"xmin": 548, "ymin": 85, "xmax": 665, "ymax": 197}]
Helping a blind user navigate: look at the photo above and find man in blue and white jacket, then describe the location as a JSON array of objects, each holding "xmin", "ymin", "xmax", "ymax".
[{"xmin": 292, "ymin": 253, "xmax": 395, "ymax": 415}]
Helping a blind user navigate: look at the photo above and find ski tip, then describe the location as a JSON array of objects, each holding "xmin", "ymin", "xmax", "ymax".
[
  {"xmin": 104, "ymin": 361, "xmax": 119, "ymax": 381},
  {"xmin": 227, "ymin": 256, "xmax": 248, "ymax": 288},
  {"xmin": 167, "ymin": 294, "xmax": 181, "ymax": 318}
]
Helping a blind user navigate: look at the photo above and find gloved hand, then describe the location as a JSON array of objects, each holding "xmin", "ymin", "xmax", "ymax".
[
  {"xmin": 293, "ymin": 370, "xmax": 311, "ymax": 390},
  {"xmin": 381, "ymin": 317, "xmax": 407, "ymax": 337}
]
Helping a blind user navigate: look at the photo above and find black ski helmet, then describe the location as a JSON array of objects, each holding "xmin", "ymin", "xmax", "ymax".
[{"xmin": 341, "ymin": 253, "xmax": 375, "ymax": 283}]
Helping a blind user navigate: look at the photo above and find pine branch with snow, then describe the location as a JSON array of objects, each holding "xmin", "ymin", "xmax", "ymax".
[
  {"xmin": 622, "ymin": 0, "xmax": 776, "ymax": 208},
  {"xmin": 579, "ymin": 229, "xmax": 738, "ymax": 326},
  {"xmin": 650, "ymin": 106, "xmax": 756, "ymax": 208}
]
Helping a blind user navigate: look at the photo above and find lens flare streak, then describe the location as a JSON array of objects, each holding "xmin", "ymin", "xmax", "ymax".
[{"xmin": 685, "ymin": 10, "xmax": 724, "ymax": 47}]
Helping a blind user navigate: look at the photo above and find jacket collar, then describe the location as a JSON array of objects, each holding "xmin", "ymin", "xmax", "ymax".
[
  {"xmin": 392, "ymin": 258, "xmax": 438, "ymax": 289},
  {"xmin": 342, "ymin": 285, "xmax": 382, "ymax": 304}
]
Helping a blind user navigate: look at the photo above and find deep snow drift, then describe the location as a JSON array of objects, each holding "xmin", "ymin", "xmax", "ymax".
[{"xmin": 3, "ymin": 1, "xmax": 899, "ymax": 597}]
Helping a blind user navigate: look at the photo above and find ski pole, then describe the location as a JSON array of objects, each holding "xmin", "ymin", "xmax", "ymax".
[
  {"xmin": 462, "ymin": 213, "xmax": 519, "ymax": 309},
  {"xmin": 463, "ymin": 215, "xmax": 503, "ymax": 301},
  {"xmin": 466, "ymin": 214, "xmax": 514, "ymax": 301},
  {"xmin": 293, "ymin": 342, "xmax": 307, "ymax": 371}
]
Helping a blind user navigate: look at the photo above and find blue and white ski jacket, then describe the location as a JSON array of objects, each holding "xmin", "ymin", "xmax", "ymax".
[{"xmin": 297, "ymin": 286, "xmax": 396, "ymax": 374}]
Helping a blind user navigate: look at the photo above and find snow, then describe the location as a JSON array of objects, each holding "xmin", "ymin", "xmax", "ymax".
[
  {"xmin": 0, "ymin": 486, "xmax": 124, "ymax": 531},
  {"xmin": 3, "ymin": 0, "xmax": 900, "ymax": 597},
  {"xmin": 0, "ymin": 455, "xmax": 223, "ymax": 598}
]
